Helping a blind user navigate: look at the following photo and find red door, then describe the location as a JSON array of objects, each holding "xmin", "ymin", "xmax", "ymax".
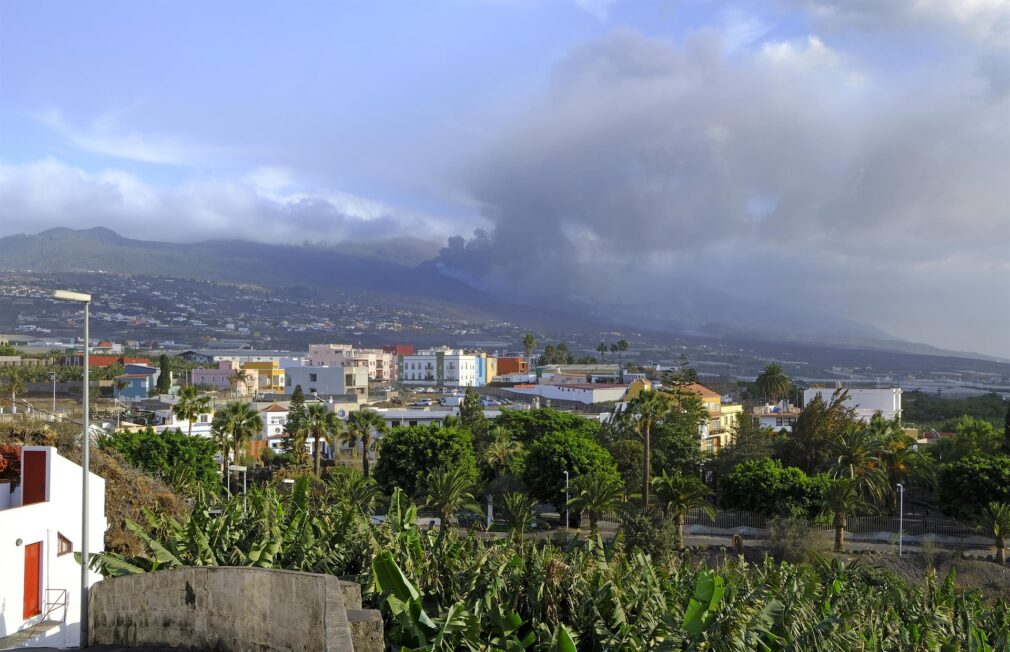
[
  {"xmin": 23, "ymin": 542, "xmax": 41, "ymax": 619},
  {"xmin": 22, "ymin": 450, "xmax": 46, "ymax": 505}
]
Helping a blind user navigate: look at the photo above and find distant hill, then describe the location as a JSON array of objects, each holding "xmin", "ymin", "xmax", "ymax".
[{"xmin": 0, "ymin": 226, "xmax": 1000, "ymax": 362}]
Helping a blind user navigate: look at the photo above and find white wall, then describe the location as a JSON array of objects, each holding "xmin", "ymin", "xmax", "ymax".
[
  {"xmin": 0, "ymin": 447, "xmax": 107, "ymax": 648},
  {"xmin": 803, "ymin": 387, "xmax": 902, "ymax": 421}
]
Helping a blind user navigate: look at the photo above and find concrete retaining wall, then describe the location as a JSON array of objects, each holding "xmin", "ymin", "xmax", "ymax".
[{"xmin": 89, "ymin": 567, "xmax": 381, "ymax": 651}]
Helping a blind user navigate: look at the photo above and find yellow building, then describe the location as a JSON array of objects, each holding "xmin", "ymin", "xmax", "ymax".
[
  {"xmin": 242, "ymin": 361, "xmax": 286, "ymax": 394},
  {"xmin": 624, "ymin": 379, "xmax": 743, "ymax": 454}
]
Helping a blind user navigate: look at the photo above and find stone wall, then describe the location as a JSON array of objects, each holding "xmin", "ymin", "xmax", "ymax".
[{"xmin": 89, "ymin": 567, "xmax": 382, "ymax": 651}]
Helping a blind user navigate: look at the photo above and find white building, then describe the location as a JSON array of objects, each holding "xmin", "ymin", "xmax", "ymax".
[
  {"xmin": 752, "ymin": 402, "xmax": 802, "ymax": 432},
  {"xmin": 285, "ymin": 365, "xmax": 369, "ymax": 398},
  {"xmin": 306, "ymin": 344, "xmax": 396, "ymax": 382},
  {"xmin": 260, "ymin": 402, "xmax": 289, "ymax": 440},
  {"xmin": 400, "ymin": 348, "xmax": 483, "ymax": 387},
  {"xmin": 0, "ymin": 446, "xmax": 107, "ymax": 648},
  {"xmin": 505, "ymin": 383, "xmax": 629, "ymax": 405},
  {"xmin": 802, "ymin": 386, "xmax": 902, "ymax": 422}
]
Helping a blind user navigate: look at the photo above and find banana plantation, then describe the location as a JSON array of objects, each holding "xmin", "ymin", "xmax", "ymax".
[{"xmin": 92, "ymin": 477, "xmax": 1010, "ymax": 651}]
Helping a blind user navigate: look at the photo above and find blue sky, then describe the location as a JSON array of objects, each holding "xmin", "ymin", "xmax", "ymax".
[{"xmin": 1, "ymin": 1, "xmax": 1008, "ymax": 356}]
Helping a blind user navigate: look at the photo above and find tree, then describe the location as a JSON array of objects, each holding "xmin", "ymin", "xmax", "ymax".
[
  {"xmin": 419, "ymin": 466, "xmax": 480, "ymax": 525},
  {"xmin": 777, "ymin": 389, "xmax": 856, "ymax": 474},
  {"xmin": 211, "ymin": 401, "xmax": 263, "ymax": 475},
  {"xmin": 595, "ymin": 342, "xmax": 607, "ymax": 362},
  {"xmin": 827, "ymin": 425, "xmax": 887, "ymax": 501},
  {"xmin": 627, "ymin": 390, "xmax": 670, "ymax": 511},
  {"xmin": 720, "ymin": 458, "xmax": 826, "ymax": 517},
  {"xmin": 931, "ymin": 416, "xmax": 1002, "ymax": 462},
  {"xmin": 459, "ymin": 388, "xmax": 488, "ymax": 442},
  {"xmin": 713, "ymin": 415, "xmax": 775, "ymax": 478},
  {"xmin": 327, "ymin": 466, "xmax": 380, "ymax": 517},
  {"xmin": 880, "ymin": 430, "xmax": 935, "ymax": 507},
  {"xmin": 306, "ymin": 403, "xmax": 338, "ymax": 477},
  {"xmin": 938, "ymin": 455, "xmax": 1010, "ymax": 519},
  {"xmin": 567, "ymin": 472, "xmax": 623, "ymax": 534},
  {"xmin": 979, "ymin": 502, "xmax": 1010, "ymax": 565},
  {"xmin": 173, "ymin": 385, "xmax": 211, "ymax": 437},
  {"xmin": 822, "ymin": 477, "xmax": 864, "ymax": 552},
  {"xmin": 754, "ymin": 363, "xmax": 792, "ymax": 403},
  {"xmin": 99, "ymin": 426, "xmax": 218, "ymax": 491},
  {"xmin": 1005, "ymin": 403, "xmax": 1010, "ymax": 452},
  {"xmin": 347, "ymin": 409, "xmax": 387, "ymax": 478},
  {"xmin": 522, "ymin": 333, "xmax": 536, "ymax": 359},
  {"xmin": 501, "ymin": 491, "xmax": 538, "ymax": 538},
  {"xmin": 282, "ymin": 386, "xmax": 309, "ymax": 464},
  {"xmin": 374, "ymin": 424, "xmax": 478, "ymax": 497},
  {"xmin": 494, "ymin": 408, "xmax": 602, "ymax": 445},
  {"xmin": 607, "ymin": 439, "xmax": 644, "ymax": 498},
  {"xmin": 1, "ymin": 370, "xmax": 25, "ymax": 413},
  {"xmin": 651, "ymin": 471, "xmax": 715, "ymax": 549},
  {"xmin": 156, "ymin": 354, "xmax": 172, "ymax": 393},
  {"xmin": 482, "ymin": 430, "xmax": 524, "ymax": 480},
  {"xmin": 617, "ymin": 339, "xmax": 628, "ymax": 368},
  {"xmin": 522, "ymin": 430, "xmax": 620, "ymax": 511},
  {"xmin": 228, "ymin": 368, "xmax": 250, "ymax": 396}
]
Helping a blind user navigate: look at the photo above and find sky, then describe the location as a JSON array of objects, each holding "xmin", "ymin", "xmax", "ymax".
[{"xmin": 0, "ymin": 0, "xmax": 1008, "ymax": 356}]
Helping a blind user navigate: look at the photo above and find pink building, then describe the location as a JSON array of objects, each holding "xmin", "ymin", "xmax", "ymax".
[
  {"xmin": 190, "ymin": 361, "xmax": 259, "ymax": 396},
  {"xmin": 306, "ymin": 344, "xmax": 395, "ymax": 382}
]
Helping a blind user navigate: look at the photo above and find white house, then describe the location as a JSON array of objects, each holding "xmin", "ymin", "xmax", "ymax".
[
  {"xmin": 400, "ymin": 348, "xmax": 483, "ymax": 387},
  {"xmin": 803, "ymin": 386, "xmax": 902, "ymax": 422},
  {"xmin": 284, "ymin": 366, "xmax": 369, "ymax": 398},
  {"xmin": 505, "ymin": 383, "xmax": 629, "ymax": 405},
  {"xmin": 260, "ymin": 402, "xmax": 289, "ymax": 440},
  {"xmin": 0, "ymin": 446, "xmax": 107, "ymax": 648},
  {"xmin": 752, "ymin": 401, "xmax": 802, "ymax": 432}
]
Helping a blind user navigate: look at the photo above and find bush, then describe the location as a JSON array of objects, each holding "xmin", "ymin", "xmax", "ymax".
[
  {"xmin": 938, "ymin": 454, "xmax": 1010, "ymax": 520},
  {"xmin": 719, "ymin": 458, "xmax": 824, "ymax": 517},
  {"xmin": 522, "ymin": 430, "xmax": 619, "ymax": 510},
  {"xmin": 607, "ymin": 439, "xmax": 643, "ymax": 496},
  {"xmin": 767, "ymin": 514, "xmax": 824, "ymax": 563},
  {"xmin": 374, "ymin": 424, "xmax": 478, "ymax": 497},
  {"xmin": 619, "ymin": 510, "xmax": 679, "ymax": 566},
  {"xmin": 100, "ymin": 426, "xmax": 218, "ymax": 488}
]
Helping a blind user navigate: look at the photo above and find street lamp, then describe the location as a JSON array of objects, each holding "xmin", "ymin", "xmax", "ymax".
[
  {"xmin": 896, "ymin": 483, "xmax": 905, "ymax": 556},
  {"xmin": 563, "ymin": 470, "xmax": 569, "ymax": 532},
  {"xmin": 229, "ymin": 465, "xmax": 248, "ymax": 514},
  {"xmin": 50, "ymin": 372, "xmax": 56, "ymax": 419},
  {"xmin": 52, "ymin": 289, "xmax": 92, "ymax": 646}
]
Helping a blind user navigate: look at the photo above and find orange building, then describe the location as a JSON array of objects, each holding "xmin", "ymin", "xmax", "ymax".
[{"xmin": 495, "ymin": 356, "xmax": 529, "ymax": 375}]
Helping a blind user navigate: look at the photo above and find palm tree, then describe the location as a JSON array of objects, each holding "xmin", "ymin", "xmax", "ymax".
[
  {"xmin": 980, "ymin": 502, "xmax": 1010, "ymax": 565},
  {"xmin": 306, "ymin": 403, "xmax": 337, "ymax": 477},
  {"xmin": 328, "ymin": 467, "xmax": 381, "ymax": 517},
  {"xmin": 828, "ymin": 426, "xmax": 888, "ymax": 503},
  {"xmin": 501, "ymin": 491, "xmax": 538, "ymax": 539},
  {"xmin": 482, "ymin": 431, "xmax": 523, "ymax": 480},
  {"xmin": 617, "ymin": 339, "xmax": 628, "ymax": 368},
  {"xmin": 1, "ymin": 370, "xmax": 25, "ymax": 414},
  {"xmin": 596, "ymin": 342, "xmax": 608, "ymax": 362},
  {"xmin": 881, "ymin": 432, "xmax": 935, "ymax": 508},
  {"xmin": 651, "ymin": 471, "xmax": 715, "ymax": 549},
  {"xmin": 211, "ymin": 401, "xmax": 263, "ymax": 477},
  {"xmin": 228, "ymin": 369, "xmax": 250, "ymax": 397},
  {"xmin": 523, "ymin": 333, "xmax": 536, "ymax": 360},
  {"xmin": 754, "ymin": 363, "xmax": 792, "ymax": 403},
  {"xmin": 567, "ymin": 473, "xmax": 623, "ymax": 535},
  {"xmin": 822, "ymin": 477, "xmax": 864, "ymax": 552},
  {"xmin": 173, "ymin": 385, "xmax": 211, "ymax": 437},
  {"xmin": 419, "ymin": 466, "xmax": 479, "ymax": 526},
  {"xmin": 627, "ymin": 389, "xmax": 670, "ymax": 511},
  {"xmin": 347, "ymin": 409, "xmax": 387, "ymax": 478}
]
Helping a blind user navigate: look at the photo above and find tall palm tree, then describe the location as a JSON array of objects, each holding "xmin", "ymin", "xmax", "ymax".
[
  {"xmin": 328, "ymin": 467, "xmax": 381, "ymax": 517},
  {"xmin": 173, "ymin": 385, "xmax": 211, "ymax": 437},
  {"xmin": 822, "ymin": 477, "xmax": 864, "ymax": 552},
  {"xmin": 228, "ymin": 369, "xmax": 250, "ymax": 397},
  {"xmin": 828, "ymin": 426, "xmax": 887, "ymax": 502},
  {"xmin": 617, "ymin": 339, "xmax": 628, "ymax": 368},
  {"xmin": 980, "ymin": 502, "xmax": 1010, "ymax": 565},
  {"xmin": 482, "ymin": 431, "xmax": 523, "ymax": 480},
  {"xmin": 1, "ymin": 370, "xmax": 25, "ymax": 414},
  {"xmin": 419, "ymin": 466, "xmax": 479, "ymax": 526},
  {"xmin": 523, "ymin": 333, "xmax": 536, "ymax": 359},
  {"xmin": 347, "ymin": 409, "xmax": 387, "ymax": 478},
  {"xmin": 596, "ymin": 342, "xmax": 608, "ymax": 362},
  {"xmin": 754, "ymin": 363, "xmax": 792, "ymax": 403},
  {"xmin": 881, "ymin": 432, "xmax": 935, "ymax": 508},
  {"xmin": 628, "ymin": 389, "xmax": 670, "ymax": 511},
  {"xmin": 211, "ymin": 401, "xmax": 263, "ymax": 476},
  {"xmin": 567, "ymin": 473, "xmax": 623, "ymax": 535},
  {"xmin": 651, "ymin": 471, "xmax": 715, "ymax": 549},
  {"xmin": 306, "ymin": 403, "xmax": 337, "ymax": 477}
]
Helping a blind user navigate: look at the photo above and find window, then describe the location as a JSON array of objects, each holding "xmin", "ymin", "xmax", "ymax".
[
  {"xmin": 58, "ymin": 532, "xmax": 73, "ymax": 556},
  {"xmin": 776, "ymin": 418, "xmax": 783, "ymax": 427},
  {"xmin": 310, "ymin": 388, "xmax": 317, "ymax": 394},
  {"xmin": 309, "ymin": 373, "xmax": 318, "ymax": 382}
]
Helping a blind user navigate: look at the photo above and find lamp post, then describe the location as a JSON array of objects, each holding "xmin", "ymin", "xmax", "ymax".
[
  {"xmin": 896, "ymin": 483, "xmax": 905, "ymax": 556},
  {"xmin": 51, "ymin": 372, "xmax": 56, "ymax": 420},
  {"xmin": 563, "ymin": 470, "xmax": 569, "ymax": 532},
  {"xmin": 53, "ymin": 289, "xmax": 91, "ymax": 646}
]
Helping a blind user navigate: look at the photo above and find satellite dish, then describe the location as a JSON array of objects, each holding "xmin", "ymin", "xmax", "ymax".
[{"xmin": 337, "ymin": 409, "xmax": 347, "ymax": 418}]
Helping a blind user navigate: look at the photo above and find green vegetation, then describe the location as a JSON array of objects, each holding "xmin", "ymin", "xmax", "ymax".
[
  {"xmin": 903, "ymin": 390, "xmax": 1008, "ymax": 427},
  {"xmin": 99, "ymin": 426, "xmax": 219, "ymax": 494},
  {"xmin": 522, "ymin": 429, "xmax": 619, "ymax": 510},
  {"xmin": 374, "ymin": 423, "xmax": 478, "ymax": 497},
  {"xmin": 754, "ymin": 363, "xmax": 792, "ymax": 402},
  {"xmin": 719, "ymin": 458, "xmax": 827, "ymax": 517},
  {"xmin": 938, "ymin": 455, "xmax": 1010, "ymax": 520}
]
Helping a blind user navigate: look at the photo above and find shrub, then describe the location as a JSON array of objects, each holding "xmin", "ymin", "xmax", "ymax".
[
  {"xmin": 100, "ymin": 426, "xmax": 218, "ymax": 489},
  {"xmin": 494, "ymin": 408, "xmax": 601, "ymax": 445},
  {"xmin": 374, "ymin": 424, "xmax": 478, "ymax": 497},
  {"xmin": 619, "ymin": 510, "xmax": 679, "ymax": 566},
  {"xmin": 719, "ymin": 458, "xmax": 823, "ymax": 517}
]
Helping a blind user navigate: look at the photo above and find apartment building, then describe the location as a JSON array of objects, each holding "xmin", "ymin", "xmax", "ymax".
[
  {"xmin": 399, "ymin": 348, "xmax": 484, "ymax": 387},
  {"xmin": 306, "ymin": 344, "xmax": 396, "ymax": 382},
  {"xmin": 285, "ymin": 365, "xmax": 369, "ymax": 398}
]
